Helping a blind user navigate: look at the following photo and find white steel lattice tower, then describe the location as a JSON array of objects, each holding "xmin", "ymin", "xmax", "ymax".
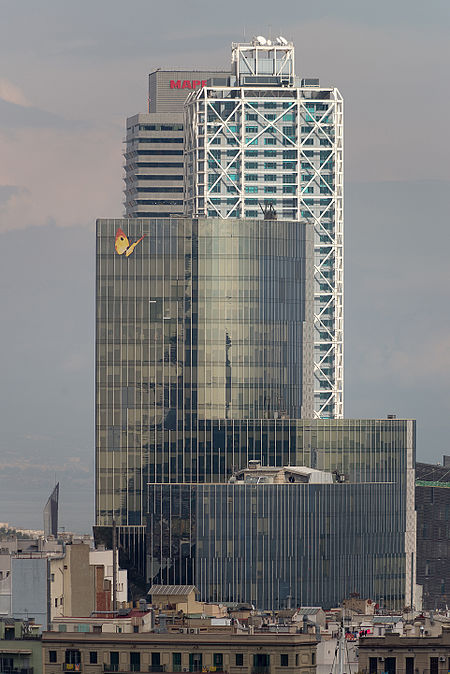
[{"xmin": 185, "ymin": 37, "xmax": 343, "ymax": 418}]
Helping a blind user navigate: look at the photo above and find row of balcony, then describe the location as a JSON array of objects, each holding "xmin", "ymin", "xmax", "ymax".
[
  {"xmin": 62, "ymin": 665, "xmax": 271, "ymax": 674},
  {"xmin": 61, "ymin": 666, "xmax": 272, "ymax": 674}
]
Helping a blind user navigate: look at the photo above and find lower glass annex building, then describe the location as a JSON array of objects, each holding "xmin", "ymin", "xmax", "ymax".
[{"xmin": 95, "ymin": 217, "xmax": 417, "ymax": 610}]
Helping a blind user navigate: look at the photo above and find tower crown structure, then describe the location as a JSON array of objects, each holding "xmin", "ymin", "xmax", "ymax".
[{"xmin": 231, "ymin": 36, "xmax": 295, "ymax": 85}]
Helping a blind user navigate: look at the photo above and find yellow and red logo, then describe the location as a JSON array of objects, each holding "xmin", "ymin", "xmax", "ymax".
[{"xmin": 114, "ymin": 228, "xmax": 146, "ymax": 257}]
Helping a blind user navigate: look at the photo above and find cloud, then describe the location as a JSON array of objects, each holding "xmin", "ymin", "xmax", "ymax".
[{"xmin": 0, "ymin": 78, "xmax": 30, "ymax": 107}]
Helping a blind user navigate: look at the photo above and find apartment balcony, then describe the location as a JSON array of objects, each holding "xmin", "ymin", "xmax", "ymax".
[{"xmin": 63, "ymin": 666, "xmax": 81, "ymax": 673}]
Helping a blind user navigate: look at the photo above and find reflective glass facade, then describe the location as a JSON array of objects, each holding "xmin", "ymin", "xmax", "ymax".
[
  {"xmin": 146, "ymin": 418, "xmax": 416, "ymax": 610},
  {"xmin": 96, "ymin": 217, "xmax": 313, "ymax": 526},
  {"xmin": 148, "ymin": 482, "xmax": 405, "ymax": 610}
]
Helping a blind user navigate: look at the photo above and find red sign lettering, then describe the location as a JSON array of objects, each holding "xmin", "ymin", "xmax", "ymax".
[{"xmin": 169, "ymin": 80, "xmax": 208, "ymax": 90}]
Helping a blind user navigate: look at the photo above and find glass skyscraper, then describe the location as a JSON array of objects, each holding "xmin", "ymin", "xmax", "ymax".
[
  {"xmin": 184, "ymin": 38, "xmax": 343, "ymax": 418},
  {"xmin": 95, "ymin": 216, "xmax": 313, "ymax": 529}
]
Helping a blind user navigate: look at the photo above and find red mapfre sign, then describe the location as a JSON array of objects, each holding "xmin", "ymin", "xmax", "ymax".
[{"xmin": 170, "ymin": 80, "xmax": 207, "ymax": 89}]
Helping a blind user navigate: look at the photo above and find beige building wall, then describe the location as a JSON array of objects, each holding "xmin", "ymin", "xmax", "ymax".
[
  {"xmin": 43, "ymin": 631, "xmax": 317, "ymax": 674},
  {"xmin": 50, "ymin": 543, "xmax": 94, "ymax": 619}
]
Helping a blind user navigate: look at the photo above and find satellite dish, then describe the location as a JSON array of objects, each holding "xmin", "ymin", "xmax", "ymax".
[
  {"xmin": 278, "ymin": 36, "xmax": 288, "ymax": 45},
  {"xmin": 256, "ymin": 35, "xmax": 267, "ymax": 45},
  {"xmin": 266, "ymin": 39, "xmax": 272, "ymax": 45}
]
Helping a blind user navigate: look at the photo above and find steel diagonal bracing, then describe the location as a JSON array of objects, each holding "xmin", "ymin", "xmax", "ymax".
[{"xmin": 184, "ymin": 86, "xmax": 343, "ymax": 418}]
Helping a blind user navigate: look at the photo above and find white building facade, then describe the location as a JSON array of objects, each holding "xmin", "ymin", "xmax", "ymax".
[{"xmin": 185, "ymin": 38, "xmax": 343, "ymax": 418}]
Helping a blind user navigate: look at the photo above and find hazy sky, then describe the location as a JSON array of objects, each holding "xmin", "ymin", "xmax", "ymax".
[{"xmin": 1, "ymin": 0, "xmax": 449, "ymax": 531}]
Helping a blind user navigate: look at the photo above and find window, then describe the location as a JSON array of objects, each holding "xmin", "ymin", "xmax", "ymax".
[
  {"xmin": 280, "ymin": 655, "xmax": 288, "ymax": 667},
  {"xmin": 246, "ymin": 210, "xmax": 258, "ymax": 217},
  {"xmin": 173, "ymin": 654, "xmax": 182, "ymax": 673},
  {"xmin": 65, "ymin": 651, "xmax": 81, "ymax": 666},
  {"xmin": 264, "ymin": 102, "xmax": 277, "ymax": 109},
  {"xmin": 136, "ymin": 149, "xmax": 183, "ymax": 156},
  {"xmin": 385, "ymin": 658, "xmax": 396, "ymax": 674},
  {"xmin": 245, "ymin": 186, "xmax": 258, "ymax": 193},
  {"xmin": 245, "ymin": 162, "xmax": 258, "ymax": 169},
  {"xmin": 213, "ymin": 654, "xmax": 223, "ymax": 669},
  {"xmin": 312, "ymin": 653, "xmax": 316, "ymax": 665},
  {"xmin": 151, "ymin": 653, "xmax": 161, "ymax": 671},
  {"xmin": 246, "ymin": 126, "xmax": 258, "ymax": 133},
  {"xmin": 50, "ymin": 573, "xmax": 55, "ymax": 582},
  {"xmin": 253, "ymin": 654, "xmax": 270, "ymax": 668},
  {"xmin": 405, "ymin": 658, "xmax": 414, "ymax": 674},
  {"xmin": 245, "ymin": 174, "xmax": 258, "ymax": 181},
  {"xmin": 130, "ymin": 652, "xmax": 140, "ymax": 672},
  {"xmin": 303, "ymin": 138, "xmax": 313, "ymax": 145},
  {"xmin": 264, "ymin": 174, "xmax": 276, "ymax": 181},
  {"xmin": 139, "ymin": 137, "xmax": 183, "ymax": 143},
  {"xmin": 264, "ymin": 162, "xmax": 277, "ymax": 169},
  {"xmin": 245, "ymin": 150, "xmax": 258, "ymax": 157},
  {"xmin": 264, "ymin": 150, "xmax": 276, "ymax": 157},
  {"xmin": 110, "ymin": 652, "xmax": 119, "ymax": 672},
  {"xmin": 264, "ymin": 186, "xmax": 277, "ymax": 193},
  {"xmin": 235, "ymin": 654, "xmax": 244, "ymax": 667},
  {"xmin": 54, "ymin": 598, "xmax": 58, "ymax": 607},
  {"xmin": 246, "ymin": 114, "xmax": 258, "ymax": 121},
  {"xmin": 264, "ymin": 138, "xmax": 276, "ymax": 145},
  {"xmin": 90, "ymin": 653, "xmax": 98, "ymax": 665},
  {"xmin": 295, "ymin": 655, "xmax": 299, "ymax": 667},
  {"xmin": 49, "ymin": 652, "xmax": 57, "ymax": 663}
]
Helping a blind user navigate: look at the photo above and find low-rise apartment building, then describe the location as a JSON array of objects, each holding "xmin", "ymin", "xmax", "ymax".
[
  {"xmin": 359, "ymin": 627, "xmax": 450, "ymax": 674},
  {"xmin": 42, "ymin": 631, "xmax": 317, "ymax": 674}
]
